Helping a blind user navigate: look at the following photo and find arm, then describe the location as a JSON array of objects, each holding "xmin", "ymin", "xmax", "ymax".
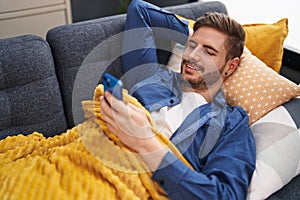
[
  {"xmin": 121, "ymin": 0, "xmax": 189, "ymax": 89},
  {"xmin": 101, "ymin": 92, "xmax": 256, "ymax": 199}
]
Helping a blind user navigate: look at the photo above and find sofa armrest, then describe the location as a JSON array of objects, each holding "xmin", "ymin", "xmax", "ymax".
[
  {"xmin": 280, "ymin": 46, "xmax": 300, "ymax": 84},
  {"xmin": 0, "ymin": 35, "xmax": 68, "ymax": 139},
  {"xmin": 266, "ymin": 46, "xmax": 300, "ymax": 200}
]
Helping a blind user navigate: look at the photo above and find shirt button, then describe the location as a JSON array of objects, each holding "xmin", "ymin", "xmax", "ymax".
[
  {"xmin": 161, "ymin": 78, "xmax": 166, "ymax": 83},
  {"xmin": 159, "ymin": 180, "xmax": 165, "ymax": 185},
  {"xmin": 170, "ymin": 99, "xmax": 174, "ymax": 104}
]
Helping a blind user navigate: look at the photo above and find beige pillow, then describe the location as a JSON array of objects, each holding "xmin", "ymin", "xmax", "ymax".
[{"xmin": 223, "ymin": 48, "xmax": 300, "ymax": 124}]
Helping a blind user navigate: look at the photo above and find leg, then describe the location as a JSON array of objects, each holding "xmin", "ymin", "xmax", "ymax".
[{"xmin": 121, "ymin": 0, "xmax": 189, "ymax": 89}]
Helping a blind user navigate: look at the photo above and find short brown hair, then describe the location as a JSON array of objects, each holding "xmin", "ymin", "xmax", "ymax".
[{"xmin": 193, "ymin": 12, "xmax": 245, "ymax": 62}]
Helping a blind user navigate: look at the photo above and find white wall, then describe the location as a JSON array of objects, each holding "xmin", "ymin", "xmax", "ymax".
[{"xmin": 204, "ymin": 0, "xmax": 300, "ymax": 52}]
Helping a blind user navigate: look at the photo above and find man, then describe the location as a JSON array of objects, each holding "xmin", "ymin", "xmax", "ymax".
[{"xmin": 100, "ymin": 0, "xmax": 256, "ymax": 199}]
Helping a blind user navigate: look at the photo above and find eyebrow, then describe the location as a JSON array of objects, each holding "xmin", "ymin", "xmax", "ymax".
[
  {"xmin": 188, "ymin": 39, "xmax": 198, "ymax": 46},
  {"xmin": 188, "ymin": 38, "xmax": 219, "ymax": 54},
  {"xmin": 203, "ymin": 45, "xmax": 219, "ymax": 54}
]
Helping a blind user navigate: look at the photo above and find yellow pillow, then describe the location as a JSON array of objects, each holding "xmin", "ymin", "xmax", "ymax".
[
  {"xmin": 223, "ymin": 47, "xmax": 300, "ymax": 124},
  {"xmin": 176, "ymin": 15, "xmax": 195, "ymax": 29},
  {"xmin": 243, "ymin": 18, "xmax": 288, "ymax": 73}
]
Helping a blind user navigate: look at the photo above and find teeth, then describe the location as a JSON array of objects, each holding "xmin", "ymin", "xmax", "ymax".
[{"xmin": 187, "ymin": 63, "xmax": 196, "ymax": 70}]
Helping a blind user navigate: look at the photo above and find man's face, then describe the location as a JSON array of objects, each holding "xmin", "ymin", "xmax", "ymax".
[{"xmin": 181, "ymin": 26, "xmax": 228, "ymax": 90}]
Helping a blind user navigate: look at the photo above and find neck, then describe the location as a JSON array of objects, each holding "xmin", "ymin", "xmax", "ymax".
[{"xmin": 182, "ymin": 79, "xmax": 223, "ymax": 103}]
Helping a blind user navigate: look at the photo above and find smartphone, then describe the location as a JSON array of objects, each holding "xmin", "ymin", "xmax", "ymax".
[{"xmin": 102, "ymin": 73, "xmax": 123, "ymax": 100}]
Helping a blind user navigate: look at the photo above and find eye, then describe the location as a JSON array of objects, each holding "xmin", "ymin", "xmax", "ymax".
[
  {"xmin": 186, "ymin": 40, "xmax": 197, "ymax": 50},
  {"xmin": 205, "ymin": 49, "xmax": 215, "ymax": 56},
  {"xmin": 187, "ymin": 42, "xmax": 196, "ymax": 49}
]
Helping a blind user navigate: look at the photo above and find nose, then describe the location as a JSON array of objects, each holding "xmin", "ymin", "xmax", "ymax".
[{"xmin": 188, "ymin": 46, "xmax": 202, "ymax": 63}]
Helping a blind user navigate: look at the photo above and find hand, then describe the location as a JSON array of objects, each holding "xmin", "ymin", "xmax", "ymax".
[{"xmin": 100, "ymin": 91, "xmax": 157, "ymax": 152}]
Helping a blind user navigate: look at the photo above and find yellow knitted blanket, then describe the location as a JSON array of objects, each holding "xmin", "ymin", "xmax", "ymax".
[{"xmin": 0, "ymin": 84, "xmax": 192, "ymax": 200}]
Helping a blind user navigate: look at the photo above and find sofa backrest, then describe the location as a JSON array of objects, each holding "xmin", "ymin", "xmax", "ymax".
[
  {"xmin": 46, "ymin": 14, "xmax": 127, "ymax": 128},
  {"xmin": 0, "ymin": 35, "xmax": 68, "ymax": 139},
  {"xmin": 46, "ymin": 1, "xmax": 227, "ymax": 128}
]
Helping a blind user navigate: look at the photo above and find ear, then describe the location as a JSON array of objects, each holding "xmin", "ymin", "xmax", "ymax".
[{"xmin": 223, "ymin": 57, "xmax": 240, "ymax": 77}]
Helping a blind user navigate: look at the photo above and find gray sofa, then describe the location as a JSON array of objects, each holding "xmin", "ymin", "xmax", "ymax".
[{"xmin": 0, "ymin": 1, "xmax": 299, "ymax": 199}]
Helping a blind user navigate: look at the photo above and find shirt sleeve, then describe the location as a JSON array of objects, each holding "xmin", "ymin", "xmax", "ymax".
[{"xmin": 152, "ymin": 113, "xmax": 256, "ymax": 200}]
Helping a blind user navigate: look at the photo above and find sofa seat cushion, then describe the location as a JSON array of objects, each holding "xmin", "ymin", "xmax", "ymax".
[{"xmin": 0, "ymin": 35, "xmax": 67, "ymax": 139}]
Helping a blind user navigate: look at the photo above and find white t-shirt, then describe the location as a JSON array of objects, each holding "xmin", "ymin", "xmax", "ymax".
[{"xmin": 150, "ymin": 92, "xmax": 207, "ymax": 139}]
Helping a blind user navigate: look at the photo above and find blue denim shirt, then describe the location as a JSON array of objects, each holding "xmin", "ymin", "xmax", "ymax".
[{"xmin": 130, "ymin": 70, "xmax": 256, "ymax": 200}]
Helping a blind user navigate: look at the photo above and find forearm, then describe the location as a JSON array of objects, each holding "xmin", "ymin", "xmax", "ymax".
[
  {"xmin": 135, "ymin": 137, "xmax": 169, "ymax": 171},
  {"xmin": 121, "ymin": 0, "xmax": 189, "ymax": 89}
]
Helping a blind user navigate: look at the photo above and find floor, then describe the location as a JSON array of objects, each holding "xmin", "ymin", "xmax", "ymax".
[{"xmin": 204, "ymin": 0, "xmax": 300, "ymax": 53}]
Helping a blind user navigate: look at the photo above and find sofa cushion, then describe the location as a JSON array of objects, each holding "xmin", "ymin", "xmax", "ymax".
[
  {"xmin": 247, "ymin": 97, "xmax": 300, "ymax": 199},
  {"xmin": 46, "ymin": 1, "xmax": 228, "ymax": 128},
  {"xmin": 46, "ymin": 14, "xmax": 127, "ymax": 128},
  {"xmin": 0, "ymin": 35, "xmax": 67, "ymax": 139}
]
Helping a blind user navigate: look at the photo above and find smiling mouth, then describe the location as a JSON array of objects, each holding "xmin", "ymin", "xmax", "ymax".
[{"xmin": 185, "ymin": 60, "xmax": 204, "ymax": 72}]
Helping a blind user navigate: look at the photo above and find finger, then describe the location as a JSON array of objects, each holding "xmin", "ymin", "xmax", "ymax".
[
  {"xmin": 104, "ymin": 91, "xmax": 127, "ymax": 115},
  {"xmin": 100, "ymin": 95, "xmax": 114, "ymax": 120},
  {"xmin": 100, "ymin": 105, "xmax": 118, "ymax": 130},
  {"xmin": 106, "ymin": 121, "xmax": 120, "ymax": 135},
  {"xmin": 101, "ymin": 95, "xmax": 126, "ymax": 131}
]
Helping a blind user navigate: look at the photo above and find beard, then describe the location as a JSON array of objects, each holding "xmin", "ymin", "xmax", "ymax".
[{"xmin": 181, "ymin": 59, "xmax": 226, "ymax": 90}]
